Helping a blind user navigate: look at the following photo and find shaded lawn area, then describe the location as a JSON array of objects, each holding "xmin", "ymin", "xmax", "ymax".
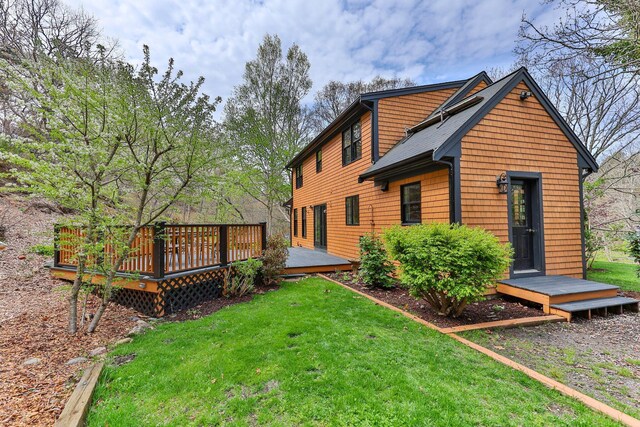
[
  {"xmin": 588, "ymin": 260, "xmax": 639, "ymax": 292},
  {"xmin": 88, "ymin": 278, "xmax": 617, "ymax": 426}
]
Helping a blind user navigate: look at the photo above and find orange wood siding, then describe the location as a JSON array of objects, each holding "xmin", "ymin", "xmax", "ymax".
[
  {"xmin": 292, "ymin": 109, "xmax": 449, "ymax": 260},
  {"xmin": 468, "ymin": 80, "xmax": 488, "ymax": 95},
  {"xmin": 460, "ymin": 82, "xmax": 583, "ymax": 278},
  {"xmin": 377, "ymin": 88, "xmax": 458, "ymax": 156}
]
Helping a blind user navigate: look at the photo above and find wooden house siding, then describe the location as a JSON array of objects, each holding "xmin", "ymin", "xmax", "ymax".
[
  {"xmin": 291, "ymin": 108, "xmax": 449, "ymax": 260},
  {"xmin": 377, "ymin": 89, "xmax": 458, "ymax": 156},
  {"xmin": 460, "ymin": 82, "xmax": 583, "ymax": 278}
]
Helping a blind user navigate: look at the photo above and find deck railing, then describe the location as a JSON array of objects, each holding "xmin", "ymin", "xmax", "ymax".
[{"xmin": 54, "ymin": 222, "xmax": 267, "ymax": 279}]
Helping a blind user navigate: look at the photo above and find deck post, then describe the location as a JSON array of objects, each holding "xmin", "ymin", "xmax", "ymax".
[
  {"xmin": 53, "ymin": 224, "xmax": 60, "ymax": 267},
  {"xmin": 260, "ymin": 221, "xmax": 267, "ymax": 253},
  {"xmin": 153, "ymin": 222, "xmax": 166, "ymax": 279},
  {"xmin": 220, "ymin": 225, "xmax": 228, "ymax": 266}
]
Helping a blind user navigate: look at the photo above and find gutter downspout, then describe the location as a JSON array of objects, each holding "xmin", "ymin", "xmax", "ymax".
[{"xmin": 435, "ymin": 157, "xmax": 456, "ymax": 224}]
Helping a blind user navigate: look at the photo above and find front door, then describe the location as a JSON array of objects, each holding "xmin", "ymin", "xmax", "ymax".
[
  {"xmin": 511, "ymin": 180, "xmax": 536, "ymax": 271},
  {"xmin": 314, "ymin": 204, "xmax": 327, "ymax": 250}
]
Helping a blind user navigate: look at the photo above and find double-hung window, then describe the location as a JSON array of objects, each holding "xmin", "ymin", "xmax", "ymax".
[
  {"xmin": 295, "ymin": 165, "xmax": 303, "ymax": 188},
  {"xmin": 293, "ymin": 208, "xmax": 298, "ymax": 236},
  {"xmin": 301, "ymin": 207, "xmax": 307, "ymax": 237},
  {"xmin": 316, "ymin": 150, "xmax": 322, "ymax": 173},
  {"xmin": 342, "ymin": 121, "xmax": 361, "ymax": 166},
  {"xmin": 345, "ymin": 195, "xmax": 360, "ymax": 226},
  {"xmin": 401, "ymin": 182, "xmax": 421, "ymax": 224}
]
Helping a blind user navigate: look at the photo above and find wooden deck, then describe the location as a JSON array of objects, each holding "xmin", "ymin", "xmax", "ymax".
[
  {"xmin": 498, "ymin": 275, "xmax": 639, "ymax": 321},
  {"xmin": 50, "ymin": 222, "xmax": 267, "ymax": 316},
  {"xmin": 284, "ymin": 247, "xmax": 353, "ymax": 275}
]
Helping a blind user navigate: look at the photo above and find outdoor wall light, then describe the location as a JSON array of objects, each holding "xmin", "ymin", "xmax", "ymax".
[
  {"xmin": 520, "ymin": 91, "xmax": 532, "ymax": 100},
  {"xmin": 496, "ymin": 172, "xmax": 508, "ymax": 194},
  {"xmin": 138, "ymin": 282, "xmax": 146, "ymax": 289}
]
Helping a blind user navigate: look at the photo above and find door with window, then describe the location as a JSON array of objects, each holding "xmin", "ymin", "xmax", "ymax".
[
  {"xmin": 314, "ymin": 204, "xmax": 327, "ymax": 250},
  {"xmin": 510, "ymin": 177, "xmax": 544, "ymax": 274}
]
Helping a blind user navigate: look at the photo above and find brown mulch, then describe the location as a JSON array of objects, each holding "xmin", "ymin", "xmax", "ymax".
[
  {"xmin": 0, "ymin": 194, "xmax": 138, "ymax": 427},
  {"xmin": 326, "ymin": 271, "xmax": 544, "ymax": 329}
]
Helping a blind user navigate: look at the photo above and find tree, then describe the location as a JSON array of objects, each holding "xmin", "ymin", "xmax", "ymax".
[
  {"xmin": 311, "ymin": 76, "xmax": 415, "ymax": 133},
  {"xmin": 517, "ymin": 2, "xmax": 640, "ymax": 257},
  {"xmin": 518, "ymin": 0, "xmax": 640, "ymax": 78},
  {"xmin": 223, "ymin": 34, "xmax": 311, "ymax": 232},
  {"xmin": 2, "ymin": 45, "xmax": 221, "ymax": 333}
]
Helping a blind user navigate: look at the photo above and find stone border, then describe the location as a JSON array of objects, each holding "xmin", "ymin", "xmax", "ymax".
[
  {"xmin": 55, "ymin": 362, "xmax": 104, "ymax": 427},
  {"xmin": 317, "ymin": 274, "xmax": 640, "ymax": 427}
]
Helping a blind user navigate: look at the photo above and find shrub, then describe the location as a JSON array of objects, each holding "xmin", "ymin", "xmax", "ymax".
[
  {"xmin": 358, "ymin": 233, "xmax": 395, "ymax": 288},
  {"xmin": 383, "ymin": 223, "xmax": 512, "ymax": 317},
  {"xmin": 629, "ymin": 230, "xmax": 640, "ymax": 277},
  {"xmin": 29, "ymin": 243, "xmax": 54, "ymax": 257},
  {"xmin": 224, "ymin": 258, "xmax": 263, "ymax": 297},
  {"xmin": 261, "ymin": 234, "xmax": 289, "ymax": 285}
]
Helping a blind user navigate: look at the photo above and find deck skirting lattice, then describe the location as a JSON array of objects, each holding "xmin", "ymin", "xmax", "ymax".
[{"xmin": 158, "ymin": 268, "xmax": 227, "ymax": 315}]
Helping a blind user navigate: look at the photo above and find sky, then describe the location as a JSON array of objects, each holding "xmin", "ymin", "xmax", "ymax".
[{"xmin": 65, "ymin": 0, "xmax": 563, "ymax": 106}]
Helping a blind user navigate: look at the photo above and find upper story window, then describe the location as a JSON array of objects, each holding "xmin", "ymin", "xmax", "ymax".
[
  {"xmin": 401, "ymin": 182, "xmax": 421, "ymax": 224},
  {"xmin": 342, "ymin": 121, "xmax": 361, "ymax": 166},
  {"xmin": 345, "ymin": 195, "xmax": 360, "ymax": 226},
  {"xmin": 316, "ymin": 150, "xmax": 322, "ymax": 173},
  {"xmin": 295, "ymin": 165, "xmax": 303, "ymax": 189},
  {"xmin": 293, "ymin": 208, "xmax": 298, "ymax": 237}
]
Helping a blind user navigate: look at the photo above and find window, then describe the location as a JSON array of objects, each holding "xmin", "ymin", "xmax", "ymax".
[
  {"xmin": 301, "ymin": 207, "xmax": 307, "ymax": 237},
  {"xmin": 293, "ymin": 208, "xmax": 298, "ymax": 237},
  {"xmin": 345, "ymin": 195, "xmax": 360, "ymax": 226},
  {"xmin": 342, "ymin": 121, "xmax": 361, "ymax": 166},
  {"xmin": 295, "ymin": 165, "xmax": 303, "ymax": 189},
  {"xmin": 316, "ymin": 150, "xmax": 322, "ymax": 173},
  {"xmin": 401, "ymin": 182, "xmax": 421, "ymax": 224}
]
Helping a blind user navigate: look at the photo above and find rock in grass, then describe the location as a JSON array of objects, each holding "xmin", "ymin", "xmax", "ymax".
[
  {"xmin": 23, "ymin": 357, "xmax": 41, "ymax": 366},
  {"xmin": 127, "ymin": 320, "xmax": 154, "ymax": 336},
  {"xmin": 89, "ymin": 346, "xmax": 107, "ymax": 357},
  {"xmin": 65, "ymin": 357, "xmax": 88, "ymax": 365},
  {"xmin": 114, "ymin": 337, "xmax": 133, "ymax": 346}
]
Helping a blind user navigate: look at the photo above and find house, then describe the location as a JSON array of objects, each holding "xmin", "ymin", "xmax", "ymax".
[{"xmin": 286, "ymin": 67, "xmax": 599, "ymax": 281}]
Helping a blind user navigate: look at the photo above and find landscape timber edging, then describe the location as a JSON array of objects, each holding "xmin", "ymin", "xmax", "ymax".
[{"xmin": 54, "ymin": 362, "xmax": 104, "ymax": 427}]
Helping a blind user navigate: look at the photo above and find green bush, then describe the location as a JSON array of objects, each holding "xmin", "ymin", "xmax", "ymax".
[
  {"xmin": 628, "ymin": 231, "xmax": 640, "ymax": 277},
  {"xmin": 29, "ymin": 243, "xmax": 54, "ymax": 257},
  {"xmin": 261, "ymin": 234, "xmax": 289, "ymax": 285},
  {"xmin": 358, "ymin": 233, "xmax": 395, "ymax": 288},
  {"xmin": 225, "ymin": 258, "xmax": 263, "ymax": 297},
  {"xmin": 383, "ymin": 223, "xmax": 512, "ymax": 317}
]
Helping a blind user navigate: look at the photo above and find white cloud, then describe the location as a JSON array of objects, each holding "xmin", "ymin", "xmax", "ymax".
[{"xmin": 66, "ymin": 0, "xmax": 561, "ymax": 106}]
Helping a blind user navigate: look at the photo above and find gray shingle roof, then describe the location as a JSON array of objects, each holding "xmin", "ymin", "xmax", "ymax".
[{"xmin": 360, "ymin": 69, "xmax": 520, "ymax": 179}]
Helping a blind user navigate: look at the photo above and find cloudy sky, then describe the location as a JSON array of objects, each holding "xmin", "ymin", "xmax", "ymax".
[{"xmin": 66, "ymin": 0, "xmax": 562, "ymax": 105}]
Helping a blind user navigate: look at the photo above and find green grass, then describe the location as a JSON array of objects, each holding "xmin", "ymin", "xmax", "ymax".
[
  {"xmin": 588, "ymin": 260, "xmax": 639, "ymax": 291},
  {"xmin": 88, "ymin": 278, "xmax": 618, "ymax": 426}
]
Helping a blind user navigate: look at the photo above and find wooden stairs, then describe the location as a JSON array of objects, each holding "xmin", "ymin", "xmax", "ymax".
[{"xmin": 497, "ymin": 275, "xmax": 639, "ymax": 322}]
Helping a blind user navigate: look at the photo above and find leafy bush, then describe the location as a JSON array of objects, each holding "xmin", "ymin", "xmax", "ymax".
[
  {"xmin": 629, "ymin": 230, "xmax": 640, "ymax": 277},
  {"xmin": 383, "ymin": 223, "xmax": 512, "ymax": 317},
  {"xmin": 358, "ymin": 233, "xmax": 395, "ymax": 288},
  {"xmin": 224, "ymin": 258, "xmax": 263, "ymax": 297},
  {"xmin": 261, "ymin": 234, "xmax": 289, "ymax": 285},
  {"xmin": 29, "ymin": 243, "xmax": 54, "ymax": 257},
  {"xmin": 584, "ymin": 226, "xmax": 604, "ymax": 269}
]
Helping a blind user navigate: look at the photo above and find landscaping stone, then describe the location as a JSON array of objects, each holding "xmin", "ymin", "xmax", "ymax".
[
  {"xmin": 89, "ymin": 346, "xmax": 107, "ymax": 356},
  {"xmin": 114, "ymin": 337, "xmax": 133, "ymax": 345},
  {"xmin": 65, "ymin": 357, "xmax": 88, "ymax": 365},
  {"xmin": 127, "ymin": 319, "xmax": 154, "ymax": 336},
  {"xmin": 23, "ymin": 357, "xmax": 41, "ymax": 366}
]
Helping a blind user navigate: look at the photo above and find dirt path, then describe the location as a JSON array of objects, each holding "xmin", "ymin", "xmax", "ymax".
[
  {"xmin": 462, "ymin": 312, "xmax": 640, "ymax": 420},
  {"xmin": 0, "ymin": 195, "xmax": 137, "ymax": 426}
]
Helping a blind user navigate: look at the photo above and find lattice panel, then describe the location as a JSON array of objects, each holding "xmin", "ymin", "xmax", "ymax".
[
  {"xmin": 112, "ymin": 288, "xmax": 159, "ymax": 316},
  {"xmin": 157, "ymin": 267, "xmax": 228, "ymax": 315}
]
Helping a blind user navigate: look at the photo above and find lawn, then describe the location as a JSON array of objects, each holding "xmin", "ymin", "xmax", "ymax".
[
  {"xmin": 88, "ymin": 278, "xmax": 617, "ymax": 426},
  {"xmin": 588, "ymin": 260, "xmax": 639, "ymax": 292}
]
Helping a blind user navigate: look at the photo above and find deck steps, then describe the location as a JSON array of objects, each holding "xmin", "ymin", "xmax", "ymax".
[
  {"xmin": 497, "ymin": 275, "xmax": 639, "ymax": 322},
  {"xmin": 549, "ymin": 297, "xmax": 639, "ymax": 321}
]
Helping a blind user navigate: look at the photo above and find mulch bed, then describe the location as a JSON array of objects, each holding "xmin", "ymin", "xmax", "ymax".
[{"xmin": 325, "ymin": 271, "xmax": 544, "ymax": 329}]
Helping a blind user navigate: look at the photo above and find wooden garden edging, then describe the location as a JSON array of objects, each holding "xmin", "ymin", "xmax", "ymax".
[
  {"xmin": 438, "ymin": 315, "xmax": 566, "ymax": 334},
  {"xmin": 317, "ymin": 274, "xmax": 640, "ymax": 427},
  {"xmin": 55, "ymin": 362, "xmax": 104, "ymax": 427}
]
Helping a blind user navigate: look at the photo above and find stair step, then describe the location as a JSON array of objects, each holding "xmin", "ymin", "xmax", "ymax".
[{"xmin": 550, "ymin": 296, "xmax": 639, "ymax": 312}]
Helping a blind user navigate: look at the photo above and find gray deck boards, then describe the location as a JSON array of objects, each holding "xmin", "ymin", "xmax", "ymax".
[
  {"xmin": 285, "ymin": 247, "xmax": 351, "ymax": 269},
  {"xmin": 500, "ymin": 275, "xmax": 619, "ymax": 296},
  {"xmin": 551, "ymin": 297, "xmax": 639, "ymax": 312}
]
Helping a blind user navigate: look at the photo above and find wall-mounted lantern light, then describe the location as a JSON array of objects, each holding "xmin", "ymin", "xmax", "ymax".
[{"xmin": 496, "ymin": 172, "xmax": 508, "ymax": 194}]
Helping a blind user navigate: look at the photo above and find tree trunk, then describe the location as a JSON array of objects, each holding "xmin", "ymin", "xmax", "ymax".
[{"xmin": 68, "ymin": 255, "xmax": 86, "ymax": 334}]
